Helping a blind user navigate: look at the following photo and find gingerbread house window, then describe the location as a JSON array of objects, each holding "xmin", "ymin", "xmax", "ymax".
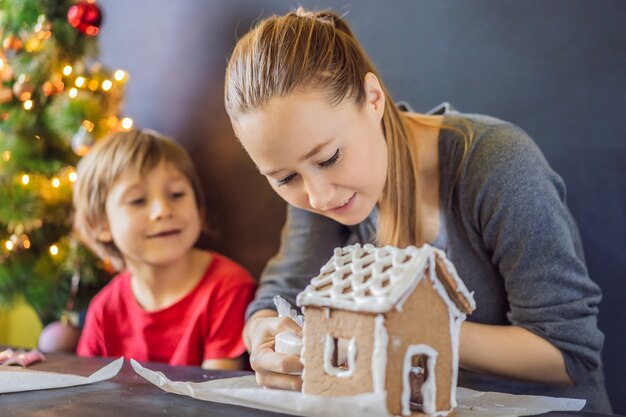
[{"xmin": 323, "ymin": 335, "xmax": 357, "ymax": 377}]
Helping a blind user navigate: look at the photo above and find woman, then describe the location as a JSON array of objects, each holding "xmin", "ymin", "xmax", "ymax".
[{"xmin": 224, "ymin": 8, "xmax": 610, "ymax": 412}]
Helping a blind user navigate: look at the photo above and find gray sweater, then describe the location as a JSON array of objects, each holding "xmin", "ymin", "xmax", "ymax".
[{"xmin": 246, "ymin": 109, "xmax": 611, "ymax": 412}]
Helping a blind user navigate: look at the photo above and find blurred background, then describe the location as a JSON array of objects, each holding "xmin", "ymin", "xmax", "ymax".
[{"xmin": 1, "ymin": 0, "xmax": 624, "ymax": 413}]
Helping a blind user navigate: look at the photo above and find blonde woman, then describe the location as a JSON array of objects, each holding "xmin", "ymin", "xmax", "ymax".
[{"xmin": 224, "ymin": 8, "xmax": 610, "ymax": 412}]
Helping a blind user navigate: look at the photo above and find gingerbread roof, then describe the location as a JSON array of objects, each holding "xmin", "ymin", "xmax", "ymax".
[{"xmin": 296, "ymin": 243, "xmax": 476, "ymax": 315}]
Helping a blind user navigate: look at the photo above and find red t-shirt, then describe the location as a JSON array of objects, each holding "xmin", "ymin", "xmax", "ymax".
[{"xmin": 76, "ymin": 252, "xmax": 256, "ymax": 366}]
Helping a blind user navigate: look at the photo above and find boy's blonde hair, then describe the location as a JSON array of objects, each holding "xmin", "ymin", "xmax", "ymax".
[
  {"xmin": 73, "ymin": 129, "xmax": 206, "ymax": 270},
  {"xmin": 225, "ymin": 9, "xmax": 433, "ymax": 247}
]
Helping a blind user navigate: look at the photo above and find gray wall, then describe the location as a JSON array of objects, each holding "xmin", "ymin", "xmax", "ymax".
[{"xmin": 98, "ymin": 1, "xmax": 625, "ymax": 412}]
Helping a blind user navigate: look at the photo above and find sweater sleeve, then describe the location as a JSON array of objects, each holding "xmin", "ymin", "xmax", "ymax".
[
  {"xmin": 462, "ymin": 123, "xmax": 604, "ymax": 384},
  {"xmin": 245, "ymin": 205, "xmax": 350, "ymax": 320}
]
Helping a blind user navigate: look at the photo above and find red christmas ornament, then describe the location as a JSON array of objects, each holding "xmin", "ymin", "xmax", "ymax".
[{"xmin": 67, "ymin": 1, "xmax": 102, "ymax": 36}]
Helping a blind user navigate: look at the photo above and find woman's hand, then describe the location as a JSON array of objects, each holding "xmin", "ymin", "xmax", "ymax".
[{"xmin": 243, "ymin": 309, "xmax": 304, "ymax": 390}]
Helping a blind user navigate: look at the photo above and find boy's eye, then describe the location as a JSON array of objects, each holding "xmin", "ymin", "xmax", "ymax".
[
  {"xmin": 277, "ymin": 173, "xmax": 297, "ymax": 187},
  {"xmin": 319, "ymin": 149, "xmax": 341, "ymax": 168},
  {"xmin": 128, "ymin": 197, "xmax": 146, "ymax": 205}
]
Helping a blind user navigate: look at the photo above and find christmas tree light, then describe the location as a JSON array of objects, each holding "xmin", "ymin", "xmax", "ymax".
[{"xmin": 1, "ymin": 0, "xmax": 128, "ymax": 324}]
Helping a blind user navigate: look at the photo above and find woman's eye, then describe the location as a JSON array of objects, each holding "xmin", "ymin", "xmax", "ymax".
[
  {"xmin": 277, "ymin": 173, "xmax": 297, "ymax": 187},
  {"xmin": 171, "ymin": 191, "xmax": 186, "ymax": 199},
  {"xmin": 319, "ymin": 149, "xmax": 341, "ymax": 168}
]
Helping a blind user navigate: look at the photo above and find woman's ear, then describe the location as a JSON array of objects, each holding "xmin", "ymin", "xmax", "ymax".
[
  {"xmin": 364, "ymin": 72, "xmax": 385, "ymax": 121},
  {"xmin": 97, "ymin": 222, "xmax": 113, "ymax": 243}
]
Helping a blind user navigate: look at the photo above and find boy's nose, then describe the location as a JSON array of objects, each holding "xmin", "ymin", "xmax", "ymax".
[{"xmin": 150, "ymin": 197, "xmax": 173, "ymax": 220}]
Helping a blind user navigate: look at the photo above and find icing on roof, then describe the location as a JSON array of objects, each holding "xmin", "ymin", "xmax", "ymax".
[{"xmin": 297, "ymin": 243, "xmax": 476, "ymax": 315}]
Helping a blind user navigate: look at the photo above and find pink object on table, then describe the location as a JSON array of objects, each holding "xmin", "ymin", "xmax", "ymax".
[
  {"xmin": 0, "ymin": 348, "xmax": 15, "ymax": 363},
  {"xmin": 0, "ymin": 348, "xmax": 45, "ymax": 366}
]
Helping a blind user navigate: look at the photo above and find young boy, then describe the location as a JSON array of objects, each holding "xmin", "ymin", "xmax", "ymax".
[{"xmin": 73, "ymin": 129, "xmax": 256, "ymax": 370}]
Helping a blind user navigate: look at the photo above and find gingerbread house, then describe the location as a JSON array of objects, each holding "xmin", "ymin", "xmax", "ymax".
[{"xmin": 296, "ymin": 243, "xmax": 475, "ymax": 417}]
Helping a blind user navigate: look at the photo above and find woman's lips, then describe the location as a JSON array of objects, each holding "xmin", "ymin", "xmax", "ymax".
[{"xmin": 329, "ymin": 193, "xmax": 356, "ymax": 215}]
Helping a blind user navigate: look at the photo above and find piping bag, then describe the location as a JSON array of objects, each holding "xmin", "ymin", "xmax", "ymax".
[{"xmin": 273, "ymin": 295, "xmax": 304, "ymax": 357}]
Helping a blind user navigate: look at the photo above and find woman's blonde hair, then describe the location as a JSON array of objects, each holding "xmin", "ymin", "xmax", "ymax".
[
  {"xmin": 225, "ymin": 9, "xmax": 449, "ymax": 247},
  {"xmin": 72, "ymin": 129, "xmax": 206, "ymax": 270}
]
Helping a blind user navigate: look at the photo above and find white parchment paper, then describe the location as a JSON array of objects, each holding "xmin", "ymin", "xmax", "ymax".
[
  {"xmin": 131, "ymin": 359, "xmax": 585, "ymax": 417},
  {"xmin": 0, "ymin": 356, "xmax": 123, "ymax": 394}
]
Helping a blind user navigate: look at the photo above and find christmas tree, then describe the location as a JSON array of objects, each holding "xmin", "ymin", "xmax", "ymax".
[{"xmin": 0, "ymin": 0, "xmax": 130, "ymax": 325}]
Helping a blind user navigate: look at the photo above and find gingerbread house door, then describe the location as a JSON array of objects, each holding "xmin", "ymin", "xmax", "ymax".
[{"xmin": 401, "ymin": 345, "xmax": 439, "ymax": 416}]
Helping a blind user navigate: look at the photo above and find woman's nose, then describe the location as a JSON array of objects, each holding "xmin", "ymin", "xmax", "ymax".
[{"xmin": 304, "ymin": 176, "xmax": 334, "ymax": 210}]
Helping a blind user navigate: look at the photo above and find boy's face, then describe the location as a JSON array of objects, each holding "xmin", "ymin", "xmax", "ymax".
[{"xmin": 97, "ymin": 161, "xmax": 201, "ymax": 269}]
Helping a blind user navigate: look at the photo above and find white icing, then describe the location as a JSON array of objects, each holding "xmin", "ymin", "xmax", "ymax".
[
  {"xmin": 435, "ymin": 251, "xmax": 477, "ymax": 312},
  {"xmin": 274, "ymin": 331, "xmax": 303, "ymax": 357},
  {"xmin": 300, "ymin": 307, "xmax": 307, "ymax": 390},
  {"xmin": 323, "ymin": 307, "xmax": 330, "ymax": 319},
  {"xmin": 391, "ymin": 335, "xmax": 402, "ymax": 350},
  {"xmin": 401, "ymin": 345, "xmax": 438, "ymax": 416},
  {"xmin": 371, "ymin": 314, "xmax": 388, "ymax": 393},
  {"xmin": 296, "ymin": 243, "xmax": 475, "ymax": 316},
  {"xmin": 448, "ymin": 315, "xmax": 463, "ymax": 409},
  {"xmin": 323, "ymin": 334, "xmax": 357, "ymax": 378},
  {"xmin": 300, "ymin": 331, "xmax": 307, "ymax": 391}
]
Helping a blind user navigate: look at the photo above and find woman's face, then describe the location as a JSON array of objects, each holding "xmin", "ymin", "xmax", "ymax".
[{"xmin": 233, "ymin": 76, "xmax": 388, "ymax": 226}]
